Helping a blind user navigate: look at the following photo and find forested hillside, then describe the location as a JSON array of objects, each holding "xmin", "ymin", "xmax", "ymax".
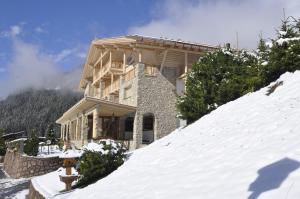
[{"xmin": 0, "ymin": 89, "xmax": 82, "ymax": 136}]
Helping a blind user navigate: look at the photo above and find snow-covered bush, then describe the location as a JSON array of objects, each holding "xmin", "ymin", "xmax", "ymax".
[{"xmin": 75, "ymin": 140, "xmax": 126, "ymax": 187}]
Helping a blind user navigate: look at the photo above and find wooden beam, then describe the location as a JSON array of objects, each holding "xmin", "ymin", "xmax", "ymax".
[
  {"xmin": 184, "ymin": 52, "xmax": 188, "ymax": 73},
  {"xmin": 94, "ymin": 49, "xmax": 109, "ymax": 67},
  {"xmin": 123, "ymin": 52, "xmax": 126, "ymax": 73},
  {"xmin": 160, "ymin": 50, "xmax": 168, "ymax": 72},
  {"xmin": 138, "ymin": 51, "xmax": 142, "ymax": 63}
]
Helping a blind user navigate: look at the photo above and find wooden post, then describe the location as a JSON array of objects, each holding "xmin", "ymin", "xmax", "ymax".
[
  {"xmin": 109, "ymin": 51, "xmax": 112, "ymax": 69},
  {"xmin": 160, "ymin": 50, "xmax": 168, "ymax": 72},
  {"xmin": 184, "ymin": 52, "xmax": 188, "ymax": 73},
  {"xmin": 123, "ymin": 52, "xmax": 126, "ymax": 73},
  {"xmin": 138, "ymin": 51, "xmax": 142, "ymax": 63}
]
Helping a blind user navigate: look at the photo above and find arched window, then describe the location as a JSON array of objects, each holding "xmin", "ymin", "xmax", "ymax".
[{"xmin": 142, "ymin": 113, "xmax": 154, "ymax": 144}]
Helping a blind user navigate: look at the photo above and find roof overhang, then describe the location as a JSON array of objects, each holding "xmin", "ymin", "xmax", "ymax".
[{"xmin": 56, "ymin": 97, "xmax": 136, "ymax": 124}]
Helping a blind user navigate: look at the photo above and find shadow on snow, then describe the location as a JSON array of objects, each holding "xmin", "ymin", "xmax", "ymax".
[{"xmin": 248, "ymin": 157, "xmax": 300, "ymax": 199}]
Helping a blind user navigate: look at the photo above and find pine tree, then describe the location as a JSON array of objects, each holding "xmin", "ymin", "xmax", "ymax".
[
  {"xmin": 0, "ymin": 129, "xmax": 6, "ymax": 156},
  {"xmin": 46, "ymin": 123, "xmax": 57, "ymax": 145},
  {"xmin": 24, "ymin": 129, "xmax": 39, "ymax": 156},
  {"xmin": 263, "ymin": 17, "xmax": 300, "ymax": 83},
  {"xmin": 177, "ymin": 46, "xmax": 260, "ymax": 123}
]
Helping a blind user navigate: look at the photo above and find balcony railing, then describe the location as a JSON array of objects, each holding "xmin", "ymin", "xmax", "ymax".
[
  {"xmin": 102, "ymin": 78, "xmax": 120, "ymax": 98},
  {"xmin": 124, "ymin": 68, "xmax": 135, "ymax": 82}
]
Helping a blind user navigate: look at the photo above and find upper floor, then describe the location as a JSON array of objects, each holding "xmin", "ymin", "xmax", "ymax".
[{"xmin": 79, "ymin": 35, "xmax": 218, "ymax": 104}]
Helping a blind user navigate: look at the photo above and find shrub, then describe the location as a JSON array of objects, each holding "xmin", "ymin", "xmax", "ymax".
[
  {"xmin": 24, "ymin": 129, "xmax": 39, "ymax": 156},
  {"xmin": 75, "ymin": 140, "xmax": 126, "ymax": 187}
]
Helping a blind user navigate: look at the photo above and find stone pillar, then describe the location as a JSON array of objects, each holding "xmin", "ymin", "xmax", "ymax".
[
  {"xmin": 81, "ymin": 114, "xmax": 88, "ymax": 146},
  {"xmin": 75, "ymin": 117, "xmax": 79, "ymax": 140},
  {"xmin": 133, "ymin": 112, "xmax": 143, "ymax": 149},
  {"xmin": 93, "ymin": 106, "xmax": 101, "ymax": 139}
]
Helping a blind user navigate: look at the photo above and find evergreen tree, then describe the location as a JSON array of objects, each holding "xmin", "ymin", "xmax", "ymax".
[
  {"xmin": 263, "ymin": 17, "xmax": 300, "ymax": 83},
  {"xmin": 24, "ymin": 129, "xmax": 39, "ymax": 156},
  {"xmin": 46, "ymin": 123, "xmax": 57, "ymax": 145},
  {"xmin": 177, "ymin": 46, "xmax": 261, "ymax": 123},
  {"xmin": 0, "ymin": 129, "xmax": 6, "ymax": 156}
]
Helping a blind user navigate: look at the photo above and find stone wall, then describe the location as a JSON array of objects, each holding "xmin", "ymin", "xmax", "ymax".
[
  {"xmin": 27, "ymin": 181, "xmax": 45, "ymax": 199},
  {"xmin": 3, "ymin": 149, "xmax": 62, "ymax": 178},
  {"xmin": 133, "ymin": 63, "xmax": 178, "ymax": 148}
]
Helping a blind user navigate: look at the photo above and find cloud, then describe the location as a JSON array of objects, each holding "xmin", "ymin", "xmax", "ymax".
[
  {"xmin": 0, "ymin": 39, "xmax": 83, "ymax": 98},
  {"xmin": 35, "ymin": 27, "xmax": 46, "ymax": 33},
  {"xmin": 52, "ymin": 46, "xmax": 87, "ymax": 63},
  {"xmin": 1, "ymin": 25, "xmax": 22, "ymax": 38},
  {"xmin": 10, "ymin": 25, "xmax": 21, "ymax": 36},
  {"xmin": 129, "ymin": 0, "xmax": 300, "ymax": 49}
]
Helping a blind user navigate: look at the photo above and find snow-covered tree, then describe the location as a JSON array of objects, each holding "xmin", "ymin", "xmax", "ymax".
[
  {"xmin": 177, "ymin": 46, "xmax": 260, "ymax": 123},
  {"xmin": 263, "ymin": 17, "xmax": 300, "ymax": 83}
]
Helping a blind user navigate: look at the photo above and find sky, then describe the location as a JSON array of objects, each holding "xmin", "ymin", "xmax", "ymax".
[{"xmin": 0, "ymin": 0, "xmax": 299, "ymax": 98}]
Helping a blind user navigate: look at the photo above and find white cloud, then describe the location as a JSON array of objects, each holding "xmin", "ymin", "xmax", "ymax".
[
  {"xmin": 0, "ymin": 39, "xmax": 82, "ymax": 98},
  {"xmin": 35, "ymin": 27, "xmax": 46, "ymax": 33},
  {"xmin": 129, "ymin": 0, "xmax": 300, "ymax": 49},
  {"xmin": 10, "ymin": 25, "xmax": 21, "ymax": 36},
  {"xmin": 52, "ymin": 46, "xmax": 87, "ymax": 63},
  {"xmin": 0, "ymin": 25, "xmax": 22, "ymax": 38}
]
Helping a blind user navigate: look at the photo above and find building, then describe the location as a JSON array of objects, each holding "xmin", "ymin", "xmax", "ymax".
[{"xmin": 56, "ymin": 35, "xmax": 217, "ymax": 150}]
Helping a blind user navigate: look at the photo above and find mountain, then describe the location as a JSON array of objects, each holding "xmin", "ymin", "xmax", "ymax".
[
  {"xmin": 67, "ymin": 71, "xmax": 300, "ymax": 199},
  {"xmin": 0, "ymin": 88, "xmax": 82, "ymax": 136}
]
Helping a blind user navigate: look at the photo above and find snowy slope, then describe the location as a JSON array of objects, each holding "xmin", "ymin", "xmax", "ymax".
[{"xmin": 67, "ymin": 71, "xmax": 300, "ymax": 199}]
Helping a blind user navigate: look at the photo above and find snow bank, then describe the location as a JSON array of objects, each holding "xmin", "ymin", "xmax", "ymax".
[{"xmin": 66, "ymin": 71, "xmax": 300, "ymax": 199}]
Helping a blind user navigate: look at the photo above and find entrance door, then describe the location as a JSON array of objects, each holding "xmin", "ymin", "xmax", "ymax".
[{"xmin": 87, "ymin": 115, "xmax": 93, "ymax": 140}]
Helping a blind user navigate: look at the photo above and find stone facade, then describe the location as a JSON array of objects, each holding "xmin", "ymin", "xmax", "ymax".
[
  {"xmin": 3, "ymin": 149, "xmax": 62, "ymax": 178},
  {"xmin": 132, "ymin": 63, "xmax": 178, "ymax": 149}
]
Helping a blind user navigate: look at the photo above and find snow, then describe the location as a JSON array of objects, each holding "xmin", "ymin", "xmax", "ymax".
[
  {"xmin": 59, "ymin": 149, "xmax": 82, "ymax": 158},
  {"xmin": 82, "ymin": 142, "xmax": 105, "ymax": 153},
  {"xmin": 10, "ymin": 189, "xmax": 29, "ymax": 199},
  {"xmin": 32, "ymin": 71, "xmax": 300, "ymax": 199},
  {"xmin": 276, "ymin": 37, "xmax": 300, "ymax": 45},
  {"xmin": 31, "ymin": 168, "xmax": 73, "ymax": 198},
  {"xmin": 38, "ymin": 145, "xmax": 62, "ymax": 157}
]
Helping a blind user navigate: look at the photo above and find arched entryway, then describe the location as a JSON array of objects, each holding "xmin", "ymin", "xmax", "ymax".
[{"xmin": 142, "ymin": 113, "xmax": 154, "ymax": 144}]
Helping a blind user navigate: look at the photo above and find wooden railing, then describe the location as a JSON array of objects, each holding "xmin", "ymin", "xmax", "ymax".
[
  {"xmin": 102, "ymin": 78, "xmax": 120, "ymax": 98},
  {"xmin": 124, "ymin": 68, "xmax": 135, "ymax": 82},
  {"xmin": 111, "ymin": 78, "xmax": 120, "ymax": 93}
]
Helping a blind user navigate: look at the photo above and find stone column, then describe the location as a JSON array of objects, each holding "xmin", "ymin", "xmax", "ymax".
[
  {"xmin": 75, "ymin": 117, "xmax": 79, "ymax": 140},
  {"xmin": 133, "ymin": 112, "xmax": 143, "ymax": 149},
  {"xmin": 93, "ymin": 106, "xmax": 101, "ymax": 139},
  {"xmin": 81, "ymin": 114, "xmax": 88, "ymax": 146}
]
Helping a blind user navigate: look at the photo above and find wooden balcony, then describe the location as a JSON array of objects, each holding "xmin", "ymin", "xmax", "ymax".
[
  {"xmin": 102, "ymin": 78, "xmax": 120, "ymax": 98},
  {"xmin": 93, "ymin": 61, "xmax": 124, "ymax": 85}
]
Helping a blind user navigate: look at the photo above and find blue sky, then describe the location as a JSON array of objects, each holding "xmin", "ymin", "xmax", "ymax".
[
  {"xmin": 0, "ymin": 0, "xmax": 157, "ymax": 71},
  {"xmin": 0, "ymin": 0, "xmax": 299, "ymax": 98}
]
